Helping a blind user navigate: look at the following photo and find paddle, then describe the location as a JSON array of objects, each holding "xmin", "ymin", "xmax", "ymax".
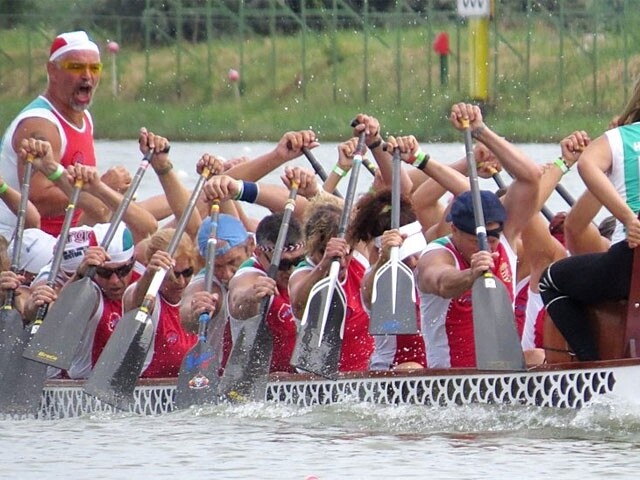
[
  {"xmin": 175, "ymin": 201, "xmax": 222, "ymax": 409},
  {"xmin": 302, "ymin": 146, "xmax": 343, "ymax": 199},
  {"xmin": 462, "ymin": 120, "xmax": 525, "ymax": 371},
  {"xmin": 0, "ymin": 179, "xmax": 83, "ymax": 416},
  {"xmin": 22, "ymin": 149, "xmax": 154, "ymax": 369},
  {"xmin": 349, "ymin": 119, "xmax": 378, "ymax": 177},
  {"xmin": 0, "ymin": 156, "xmax": 34, "ymax": 384},
  {"xmin": 369, "ymin": 146, "xmax": 419, "ymax": 335},
  {"xmin": 84, "ymin": 166, "xmax": 213, "ymax": 410},
  {"xmin": 218, "ymin": 180, "xmax": 300, "ymax": 402},
  {"xmin": 290, "ymin": 132, "xmax": 366, "ymax": 379},
  {"xmin": 555, "ymin": 183, "xmax": 575, "ymax": 207}
]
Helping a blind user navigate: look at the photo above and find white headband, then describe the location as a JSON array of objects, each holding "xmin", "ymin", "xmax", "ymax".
[
  {"xmin": 49, "ymin": 31, "xmax": 100, "ymax": 62},
  {"xmin": 374, "ymin": 221, "xmax": 427, "ymax": 260}
]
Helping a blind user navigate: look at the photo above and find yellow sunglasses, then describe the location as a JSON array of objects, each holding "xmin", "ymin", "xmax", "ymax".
[{"xmin": 56, "ymin": 61, "xmax": 103, "ymax": 75}]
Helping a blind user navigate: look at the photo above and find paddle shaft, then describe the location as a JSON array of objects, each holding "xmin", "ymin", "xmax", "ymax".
[
  {"xmin": 463, "ymin": 121, "xmax": 526, "ymax": 371},
  {"xmin": 85, "ymin": 149, "xmax": 154, "ymax": 278},
  {"xmin": 34, "ymin": 180, "xmax": 83, "ymax": 323},
  {"xmin": 138, "ymin": 166, "xmax": 212, "ymax": 309},
  {"xmin": 261, "ymin": 182, "xmax": 299, "ymax": 310},
  {"xmin": 337, "ymin": 132, "xmax": 366, "ymax": 239},
  {"xmin": 368, "ymin": 146, "xmax": 419, "ymax": 335},
  {"xmin": 3, "ymin": 158, "xmax": 34, "ymax": 308},
  {"xmin": 204, "ymin": 201, "xmax": 220, "ymax": 295},
  {"xmin": 463, "ymin": 124, "xmax": 489, "ymax": 251},
  {"xmin": 220, "ymin": 182, "xmax": 300, "ymax": 399},
  {"xmin": 391, "ymin": 148, "xmax": 401, "ymax": 230},
  {"xmin": 314, "ymin": 132, "xmax": 365, "ymax": 349},
  {"xmin": 302, "ymin": 147, "xmax": 343, "ymax": 199},
  {"xmin": 349, "ymin": 118, "xmax": 378, "ymax": 177}
]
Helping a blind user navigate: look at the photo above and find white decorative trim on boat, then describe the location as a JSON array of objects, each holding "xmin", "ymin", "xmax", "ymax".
[{"xmin": 34, "ymin": 359, "xmax": 640, "ymax": 420}]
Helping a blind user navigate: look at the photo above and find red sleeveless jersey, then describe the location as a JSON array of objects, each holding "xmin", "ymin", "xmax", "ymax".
[{"xmin": 41, "ymin": 110, "xmax": 96, "ymax": 236}]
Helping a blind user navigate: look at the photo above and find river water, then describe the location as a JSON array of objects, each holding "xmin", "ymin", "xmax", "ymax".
[{"xmin": 2, "ymin": 141, "xmax": 634, "ymax": 480}]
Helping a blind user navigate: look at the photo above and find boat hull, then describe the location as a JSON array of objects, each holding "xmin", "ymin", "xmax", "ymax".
[{"xmin": 35, "ymin": 359, "xmax": 640, "ymax": 420}]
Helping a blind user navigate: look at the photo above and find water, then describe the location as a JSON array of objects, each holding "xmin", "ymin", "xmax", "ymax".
[
  {"xmin": 94, "ymin": 140, "xmax": 594, "ymax": 223},
  {"xmin": 1, "ymin": 141, "xmax": 626, "ymax": 479},
  {"xmin": 3, "ymin": 398, "xmax": 640, "ymax": 479}
]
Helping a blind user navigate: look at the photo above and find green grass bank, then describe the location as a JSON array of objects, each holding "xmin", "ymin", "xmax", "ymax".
[{"xmin": 0, "ymin": 23, "xmax": 633, "ymax": 143}]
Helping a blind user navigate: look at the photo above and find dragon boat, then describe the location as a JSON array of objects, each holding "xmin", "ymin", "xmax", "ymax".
[{"xmin": 38, "ymin": 357, "xmax": 640, "ymax": 420}]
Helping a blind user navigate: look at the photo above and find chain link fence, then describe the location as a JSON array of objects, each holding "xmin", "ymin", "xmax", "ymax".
[{"xmin": 1, "ymin": 0, "xmax": 639, "ymax": 116}]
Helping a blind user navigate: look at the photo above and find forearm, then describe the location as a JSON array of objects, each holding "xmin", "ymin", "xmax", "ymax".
[
  {"xmin": 421, "ymin": 159, "xmax": 470, "ymax": 197},
  {"xmin": 136, "ymin": 194, "xmax": 172, "ymax": 221},
  {"xmin": 322, "ymin": 170, "xmax": 342, "ymax": 195},
  {"xmin": 253, "ymin": 183, "xmax": 308, "ymax": 220},
  {"xmin": 226, "ymin": 149, "xmax": 284, "ymax": 182},
  {"xmin": 158, "ymin": 169, "xmax": 202, "ymax": 239},
  {"xmin": 474, "ymin": 127, "xmax": 540, "ymax": 183},
  {"xmin": 371, "ymin": 148, "xmax": 413, "ymax": 196},
  {"xmin": 0, "ymin": 187, "xmax": 41, "ymax": 228},
  {"xmin": 579, "ymin": 160, "xmax": 636, "ymax": 224},
  {"xmin": 29, "ymin": 176, "xmax": 74, "ymax": 217},
  {"xmin": 51, "ymin": 173, "xmax": 111, "ymax": 223},
  {"xmin": 91, "ymin": 183, "xmax": 158, "ymax": 243},
  {"xmin": 424, "ymin": 269, "xmax": 475, "ymax": 299},
  {"xmin": 536, "ymin": 162, "xmax": 565, "ymax": 211}
]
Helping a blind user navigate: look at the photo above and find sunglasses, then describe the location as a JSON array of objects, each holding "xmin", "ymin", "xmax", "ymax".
[
  {"xmin": 486, "ymin": 227, "xmax": 503, "ymax": 239},
  {"xmin": 171, "ymin": 266, "xmax": 194, "ymax": 280},
  {"xmin": 95, "ymin": 261, "xmax": 135, "ymax": 279},
  {"xmin": 57, "ymin": 61, "xmax": 103, "ymax": 75}
]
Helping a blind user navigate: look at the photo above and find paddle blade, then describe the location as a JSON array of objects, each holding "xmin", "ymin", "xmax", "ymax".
[
  {"xmin": 84, "ymin": 308, "xmax": 155, "ymax": 410},
  {"xmin": 290, "ymin": 280, "xmax": 345, "ymax": 379},
  {"xmin": 175, "ymin": 335, "xmax": 220, "ymax": 409},
  {"xmin": 472, "ymin": 274, "xmax": 526, "ymax": 371},
  {"xmin": 0, "ymin": 326, "xmax": 48, "ymax": 417},
  {"xmin": 369, "ymin": 259, "xmax": 419, "ymax": 335},
  {"xmin": 217, "ymin": 316, "xmax": 273, "ymax": 403},
  {"xmin": 22, "ymin": 278, "xmax": 99, "ymax": 369},
  {"xmin": 0, "ymin": 307, "xmax": 25, "ymax": 375}
]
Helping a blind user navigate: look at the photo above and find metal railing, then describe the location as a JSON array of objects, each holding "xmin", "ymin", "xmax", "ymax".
[{"xmin": 0, "ymin": 0, "xmax": 639, "ymax": 115}]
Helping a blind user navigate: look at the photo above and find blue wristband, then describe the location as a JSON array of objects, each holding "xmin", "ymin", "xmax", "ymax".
[{"xmin": 238, "ymin": 181, "xmax": 259, "ymax": 203}]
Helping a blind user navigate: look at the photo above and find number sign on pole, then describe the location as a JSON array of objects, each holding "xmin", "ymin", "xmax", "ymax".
[{"xmin": 457, "ymin": 0, "xmax": 491, "ymax": 18}]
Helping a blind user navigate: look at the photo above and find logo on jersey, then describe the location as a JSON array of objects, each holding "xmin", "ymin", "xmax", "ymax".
[{"xmin": 166, "ymin": 331, "xmax": 179, "ymax": 345}]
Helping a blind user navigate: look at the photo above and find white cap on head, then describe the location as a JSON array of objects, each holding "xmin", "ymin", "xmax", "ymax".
[
  {"xmin": 49, "ymin": 31, "xmax": 100, "ymax": 62},
  {"xmin": 9, "ymin": 229, "xmax": 57, "ymax": 274}
]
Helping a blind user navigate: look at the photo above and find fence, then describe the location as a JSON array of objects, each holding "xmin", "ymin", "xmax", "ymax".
[{"xmin": 1, "ymin": 0, "xmax": 640, "ymax": 117}]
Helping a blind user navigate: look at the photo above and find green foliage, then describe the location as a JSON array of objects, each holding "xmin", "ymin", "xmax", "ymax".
[{"xmin": 0, "ymin": 2, "xmax": 636, "ymax": 142}]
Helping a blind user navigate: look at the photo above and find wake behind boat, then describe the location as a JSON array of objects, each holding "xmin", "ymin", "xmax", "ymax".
[{"xmin": 37, "ymin": 358, "xmax": 640, "ymax": 420}]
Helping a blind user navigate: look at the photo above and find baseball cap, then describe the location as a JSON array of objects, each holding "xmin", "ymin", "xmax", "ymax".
[
  {"xmin": 49, "ymin": 31, "xmax": 100, "ymax": 62},
  {"xmin": 61, "ymin": 225, "xmax": 98, "ymax": 272},
  {"xmin": 60, "ymin": 223, "xmax": 134, "ymax": 272},
  {"xmin": 9, "ymin": 229, "xmax": 57, "ymax": 274},
  {"xmin": 446, "ymin": 190, "xmax": 507, "ymax": 235},
  {"xmin": 92, "ymin": 223, "xmax": 135, "ymax": 264},
  {"xmin": 197, "ymin": 213, "xmax": 249, "ymax": 257}
]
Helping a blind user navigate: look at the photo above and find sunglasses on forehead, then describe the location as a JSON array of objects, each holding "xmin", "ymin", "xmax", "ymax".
[{"xmin": 95, "ymin": 260, "xmax": 135, "ymax": 279}]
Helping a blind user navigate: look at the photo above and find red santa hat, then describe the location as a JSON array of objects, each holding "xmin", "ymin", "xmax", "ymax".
[{"xmin": 49, "ymin": 31, "xmax": 100, "ymax": 62}]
